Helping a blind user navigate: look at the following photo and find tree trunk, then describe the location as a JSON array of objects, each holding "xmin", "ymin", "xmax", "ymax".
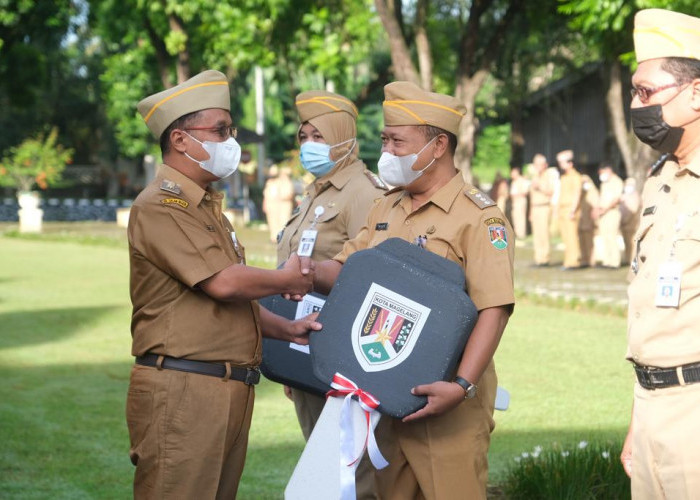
[
  {"xmin": 604, "ymin": 59, "xmax": 656, "ymax": 187},
  {"xmin": 143, "ymin": 15, "xmax": 172, "ymax": 88},
  {"xmin": 414, "ymin": 0, "xmax": 433, "ymax": 91},
  {"xmin": 169, "ymin": 14, "xmax": 190, "ymax": 84},
  {"xmin": 374, "ymin": 0, "xmax": 420, "ymax": 85},
  {"xmin": 455, "ymin": 69, "xmax": 489, "ymax": 184}
]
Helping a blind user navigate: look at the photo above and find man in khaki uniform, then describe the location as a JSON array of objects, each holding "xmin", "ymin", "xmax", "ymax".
[
  {"xmin": 621, "ymin": 10, "xmax": 700, "ymax": 498},
  {"xmin": 578, "ymin": 173, "xmax": 600, "ymax": 267},
  {"xmin": 277, "ymin": 90, "xmax": 387, "ymax": 499},
  {"xmin": 594, "ymin": 163, "xmax": 623, "ymax": 268},
  {"xmin": 263, "ymin": 165, "xmax": 295, "ymax": 243},
  {"xmin": 304, "ymin": 82, "xmax": 514, "ymax": 500},
  {"xmin": 556, "ymin": 150, "xmax": 583, "ymax": 269},
  {"xmin": 126, "ymin": 70, "xmax": 320, "ymax": 499},
  {"xmin": 529, "ymin": 154, "xmax": 555, "ymax": 266},
  {"xmin": 509, "ymin": 167, "xmax": 529, "ymax": 239}
]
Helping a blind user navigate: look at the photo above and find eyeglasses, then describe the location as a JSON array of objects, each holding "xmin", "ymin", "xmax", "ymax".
[
  {"xmin": 630, "ymin": 83, "xmax": 683, "ymax": 104},
  {"xmin": 184, "ymin": 125, "xmax": 237, "ymax": 140}
]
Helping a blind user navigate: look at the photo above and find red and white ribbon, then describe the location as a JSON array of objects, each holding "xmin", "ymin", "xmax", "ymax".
[{"xmin": 326, "ymin": 372, "xmax": 389, "ymax": 500}]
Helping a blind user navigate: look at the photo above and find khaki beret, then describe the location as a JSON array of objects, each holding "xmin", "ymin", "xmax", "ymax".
[
  {"xmin": 634, "ymin": 9, "xmax": 700, "ymax": 63},
  {"xmin": 295, "ymin": 90, "xmax": 358, "ymax": 122},
  {"xmin": 137, "ymin": 70, "xmax": 230, "ymax": 138},
  {"xmin": 382, "ymin": 81, "xmax": 466, "ymax": 135}
]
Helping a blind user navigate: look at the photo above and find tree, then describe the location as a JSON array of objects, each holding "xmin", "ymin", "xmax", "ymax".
[
  {"xmin": 559, "ymin": 0, "xmax": 698, "ymax": 186},
  {"xmin": 374, "ymin": 0, "xmax": 525, "ymax": 181}
]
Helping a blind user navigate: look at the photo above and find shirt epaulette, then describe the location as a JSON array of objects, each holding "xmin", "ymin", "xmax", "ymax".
[
  {"xmin": 648, "ymin": 153, "xmax": 670, "ymax": 178},
  {"xmin": 464, "ymin": 187, "xmax": 496, "ymax": 209},
  {"xmin": 364, "ymin": 170, "xmax": 389, "ymax": 190},
  {"xmin": 160, "ymin": 179, "xmax": 182, "ymax": 195}
]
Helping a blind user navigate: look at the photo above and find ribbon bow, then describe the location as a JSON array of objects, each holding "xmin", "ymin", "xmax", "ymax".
[{"xmin": 326, "ymin": 373, "xmax": 389, "ymax": 500}]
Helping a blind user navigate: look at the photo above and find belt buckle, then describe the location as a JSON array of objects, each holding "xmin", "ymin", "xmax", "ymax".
[
  {"xmin": 635, "ymin": 365, "xmax": 656, "ymax": 390},
  {"xmin": 245, "ymin": 368, "xmax": 261, "ymax": 385}
]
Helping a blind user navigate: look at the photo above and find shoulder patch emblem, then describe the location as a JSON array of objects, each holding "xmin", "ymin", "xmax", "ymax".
[
  {"xmin": 365, "ymin": 170, "xmax": 388, "ymax": 190},
  {"xmin": 160, "ymin": 179, "xmax": 181, "ymax": 195},
  {"xmin": 487, "ymin": 224, "xmax": 508, "ymax": 250},
  {"xmin": 161, "ymin": 198, "xmax": 189, "ymax": 208},
  {"xmin": 464, "ymin": 188, "xmax": 495, "ymax": 209}
]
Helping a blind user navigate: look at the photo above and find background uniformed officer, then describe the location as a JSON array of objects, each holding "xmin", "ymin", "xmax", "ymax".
[
  {"xmin": 529, "ymin": 153, "xmax": 555, "ymax": 266},
  {"xmin": 556, "ymin": 149, "xmax": 583, "ymax": 269},
  {"xmin": 277, "ymin": 89, "xmax": 387, "ymax": 499},
  {"xmin": 621, "ymin": 9, "xmax": 700, "ymax": 498},
  {"xmin": 126, "ymin": 70, "xmax": 320, "ymax": 499},
  {"xmin": 301, "ymin": 81, "xmax": 515, "ymax": 500}
]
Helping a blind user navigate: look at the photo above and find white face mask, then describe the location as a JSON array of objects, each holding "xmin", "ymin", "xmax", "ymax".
[
  {"xmin": 377, "ymin": 136, "xmax": 437, "ymax": 187},
  {"xmin": 599, "ymin": 172, "xmax": 610, "ymax": 183},
  {"xmin": 184, "ymin": 133, "xmax": 241, "ymax": 179}
]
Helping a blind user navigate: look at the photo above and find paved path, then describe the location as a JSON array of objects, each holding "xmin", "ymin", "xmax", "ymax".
[{"xmin": 513, "ymin": 239, "xmax": 629, "ymax": 308}]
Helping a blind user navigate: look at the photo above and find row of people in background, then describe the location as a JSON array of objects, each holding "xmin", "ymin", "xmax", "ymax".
[{"xmin": 493, "ymin": 150, "xmax": 641, "ymax": 270}]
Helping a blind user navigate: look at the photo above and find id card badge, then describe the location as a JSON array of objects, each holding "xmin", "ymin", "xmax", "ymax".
[
  {"xmin": 655, "ymin": 260, "xmax": 681, "ymax": 307},
  {"xmin": 297, "ymin": 229, "xmax": 318, "ymax": 257}
]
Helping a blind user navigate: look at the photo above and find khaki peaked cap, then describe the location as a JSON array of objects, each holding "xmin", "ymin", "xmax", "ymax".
[
  {"xmin": 137, "ymin": 70, "xmax": 231, "ymax": 139},
  {"xmin": 382, "ymin": 81, "xmax": 466, "ymax": 135},
  {"xmin": 295, "ymin": 90, "xmax": 358, "ymax": 122},
  {"xmin": 634, "ymin": 9, "xmax": 700, "ymax": 63}
]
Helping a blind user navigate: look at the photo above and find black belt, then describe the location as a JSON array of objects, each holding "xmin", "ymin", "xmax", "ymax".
[
  {"xmin": 634, "ymin": 362, "xmax": 700, "ymax": 390},
  {"xmin": 136, "ymin": 353, "xmax": 260, "ymax": 385}
]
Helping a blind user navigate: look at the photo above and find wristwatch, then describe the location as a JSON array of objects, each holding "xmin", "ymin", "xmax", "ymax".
[{"xmin": 453, "ymin": 376, "xmax": 477, "ymax": 399}]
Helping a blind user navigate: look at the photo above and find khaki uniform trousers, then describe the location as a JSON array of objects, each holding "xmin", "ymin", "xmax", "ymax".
[
  {"xmin": 291, "ymin": 388, "xmax": 377, "ymax": 500},
  {"xmin": 632, "ymin": 381, "xmax": 700, "ymax": 500},
  {"xmin": 126, "ymin": 365, "xmax": 254, "ymax": 500},
  {"xmin": 578, "ymin": 226, "xmax": 595, "ymax": 267},
  {"xmin": 530, "ymin": 205, "xmax": 551, "ymax": 265},
  {"xmin": 374, "ymin": 361, "xmax": 497, "ymax": 500},
  {"xmin": 598, "ymin": 210, "xmax": 621, "ymax": 268},
  {"xmin": 559, "ymin": 209, "xmax": 581, "ymax": 268}
]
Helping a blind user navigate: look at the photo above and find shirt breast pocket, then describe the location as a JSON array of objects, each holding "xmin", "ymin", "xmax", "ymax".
[
  {"xmin": 425, "ymin": 236, "xmax": 461, "ymax": 264},
  {"xmin": 318, "ymin": 207, "xmax": 340, "ymax": 225}
]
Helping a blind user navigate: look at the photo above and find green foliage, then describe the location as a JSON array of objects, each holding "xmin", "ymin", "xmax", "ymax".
[
  {"xmin": 471, "ymin": 123, "xmax": 511, "ymax": 185},
  {"xmin": 0, "ymin": 128, "xmax": 73, "ymax": 192},
  {"xmin": 502, "ymin": 440, "xmax": 630, "ymax": 499}
]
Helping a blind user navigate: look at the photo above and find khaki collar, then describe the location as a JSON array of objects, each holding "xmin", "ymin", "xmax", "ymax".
[
  {"xmin": 310, "ymin": 158, "xmax": 365, "ymax": 194},
  {"xmin": 389, "ymin": 171, "xmax": 464, "ymax": 213}
]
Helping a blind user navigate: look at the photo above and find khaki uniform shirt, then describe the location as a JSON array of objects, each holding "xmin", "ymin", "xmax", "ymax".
[
  {"xmin": 128, "ymin": 164, "xmax": 261, "ymax": 365},
  {"xmin": 599, "ymin": 173, "xmax": 624, "ymax": 210},
  {"xmin": 277, "ymin": 159, "xmax": 387, "ymax": 263},
  {"xmin": 530, "ymin": 169, "xmax": 554, "ymax": 206},
  {"xmin": 627, "ymin": 157, "xmax": 700, "ymax": 367},
  {"xmin": 558, "ymin": 169, "xmax": 583, "ymax": 212},
  {"xmin": 579, "ymin": 175, "xmax": 600, "ymax": 230},
  {"xmin": 335, "ymin": 173, "xmax": 515, "ymax": 312}
]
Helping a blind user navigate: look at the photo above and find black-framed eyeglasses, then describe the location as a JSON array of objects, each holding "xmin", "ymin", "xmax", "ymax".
[
  {"xmin": 184, "ymin": 125, "xmax": 237, "ymax": 139},
  {"xmin": 630, "ymin": 83, "xmax": 683, "ymax": 104}
]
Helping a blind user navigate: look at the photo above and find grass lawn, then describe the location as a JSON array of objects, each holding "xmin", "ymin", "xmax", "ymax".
[{"xmin": 0, "ymin": 225, "xmax": 632, "ymax": 498}]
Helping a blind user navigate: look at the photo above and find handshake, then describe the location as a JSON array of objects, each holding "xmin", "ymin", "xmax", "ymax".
[{"xmin": 280, "ymin": 254, "xmax": 317, "ymax": 301}]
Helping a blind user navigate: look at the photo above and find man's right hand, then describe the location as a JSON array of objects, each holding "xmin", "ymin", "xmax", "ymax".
[{"xmin": 282, "ymin": 253, "xmax": 315, "ymax": 297}]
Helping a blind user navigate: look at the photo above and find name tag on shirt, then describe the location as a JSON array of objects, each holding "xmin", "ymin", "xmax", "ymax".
[
  {"xmin": 655, "ymin": 260, "xmax": 681, "ymax": 307},
  {"xmin": 297, "ymin": 229, "xmax": 318, "ymax": 257},
  {"xmin": 375, "ymin": 222, "xmax": 388, "ymax": 231}
]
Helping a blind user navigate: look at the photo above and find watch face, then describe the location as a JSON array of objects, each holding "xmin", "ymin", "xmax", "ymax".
[{"xmin": 466, "ymin": 384, "xmax": 477, "ymax": 398}]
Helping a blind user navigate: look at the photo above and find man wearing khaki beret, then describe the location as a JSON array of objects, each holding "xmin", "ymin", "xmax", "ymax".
[
  {"xmin": 621, "ymin": 9, "xmax": 700, "ymax": 498},
  {"xmin": 307, "ymin": 81, "xmax": 514, "ymax": 499},
  {"xmin": 126, "ymin": 70, "xmax": 320, "ymax": 498}
]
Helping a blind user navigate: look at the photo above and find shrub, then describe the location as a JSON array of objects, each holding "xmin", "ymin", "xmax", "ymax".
[{"xmin": 501, "ymin": 440, "xmax": 630, "ymax": 500}]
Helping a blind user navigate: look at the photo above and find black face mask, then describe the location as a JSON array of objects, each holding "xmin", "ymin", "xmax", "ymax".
[{"xmin": 630, "ymin": 105, "xmax": 684, "ymax": 154}]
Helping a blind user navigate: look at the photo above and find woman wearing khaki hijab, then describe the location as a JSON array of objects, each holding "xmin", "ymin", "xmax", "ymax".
[{"xmin": 276, "ymin": 90, "xmax": 387, "ymax": 500}]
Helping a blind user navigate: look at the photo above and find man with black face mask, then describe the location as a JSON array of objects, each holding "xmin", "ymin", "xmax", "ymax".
[{"xmin": 621, "ymin": 9, "xmax": 700, "ymax": 499}]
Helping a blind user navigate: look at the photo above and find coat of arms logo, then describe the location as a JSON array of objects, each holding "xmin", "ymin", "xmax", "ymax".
[{"xmin": 351, "ymin": 283, "xmax": 431, "ymax": 372}]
